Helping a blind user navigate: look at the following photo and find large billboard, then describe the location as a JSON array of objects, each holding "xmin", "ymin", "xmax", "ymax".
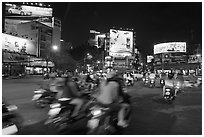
[
  {"xmin": 4, "ymin": 3, "xmax": 53, "ymax": 28},
  {"xmin": 154, "ymin": 42, "xmax": 186, "ymax": 55},
  {"xmin": 5, "ymin": 3, "xmax": 52, "ymax": 17},
  {"xmin": 2, "ymin": 33, "xmax": 37, "ymax": 56},
  {"xmin": 109, "ymin": 29, "xmax": 133, "ymax": 57}
]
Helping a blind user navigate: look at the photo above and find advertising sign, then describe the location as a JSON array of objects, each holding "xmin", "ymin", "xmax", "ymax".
[
  {"xmin": 154, "ymin": 42, "xmax": 186, "ymax": 54},
  {"xmin": 109, "ymin": 29, "xmax": 133, "ymax": 57},
  {"xmin": 188, "ymin": 55, "xmax": 202, "ymax": 63},
  {"xmin": 2, "ymin": 33, "xmax": 37, "ymax": 56},
  {"xmin": 5, "ymin": 3, "xmax": 53, "ymax": 17},
  {"xmin": 147, "ymin": 55, "xmax": 154, "ymax": 63}
]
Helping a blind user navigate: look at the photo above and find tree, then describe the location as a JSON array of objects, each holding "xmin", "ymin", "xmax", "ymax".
[{"xmin": 52, "ymin": 42, "xmax": 77, "ymax": 72}]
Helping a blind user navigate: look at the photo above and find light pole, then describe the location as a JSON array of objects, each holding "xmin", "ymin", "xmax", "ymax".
[{"xmin": 46, "ymin": 45, "xmax": 58, "ymax": 74}]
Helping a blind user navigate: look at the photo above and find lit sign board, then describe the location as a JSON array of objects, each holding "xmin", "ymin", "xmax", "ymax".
[
  {"xmin": 147, "ymin": 55, "xmax": 154, "ymax": 63},
  {"xmin": 154, "ymin": 42, "xmax": 186, "ymax": 54},
  {"xmin": 5, "ymin": 3, "xmax": 53, "ymax": 17},
  {"xmin": 109, "ymin": 29, "xmax": 133, "ymax": 57},
  {"xmin": 2, "ymin": 33, "xmax": 37, "ymax": 56},
  {"xmin": 188, "ymin": 55, "xmax": 202, "ymax": 63}
]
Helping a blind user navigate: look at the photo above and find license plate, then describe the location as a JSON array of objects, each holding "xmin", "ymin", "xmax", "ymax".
[
  {"xmin": 2, "ymin": 124, "xmax": 18, "ymax": 135},
  {"xmin": 87, "ymin": 119, "xmax": 99, "ymax": 129},
  {"xmin": 32, "ymin": 94, "xmax": 42, "ymax": 100}
]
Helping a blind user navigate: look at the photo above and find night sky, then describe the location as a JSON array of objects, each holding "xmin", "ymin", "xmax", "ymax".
[{"xmin": 52, "ymin": 2, "xmax": 201, "ymax": 55}]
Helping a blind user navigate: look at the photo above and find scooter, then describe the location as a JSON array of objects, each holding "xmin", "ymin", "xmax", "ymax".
[
  {"xmin": 86, "ymin": 93, "xmax": 131, "ymax": 135},
  {"xmin": 2, "ymin": 102, "xmax": 20, "ymax": 135},
  {"xmin": 44, "ymin": 93, "xmax": 95, "ymax": 133},
  {"xmin": 144, "ymin": 77, "xmax": 149, "ymax": 85},
  {"xmin": 163, "ymin": 87, "xmax": 176, "ymax": 103},
  {"xmin": 149, "ymin": 79, "xmax": 155, "ymax": 88},
  {"xmin": 32, "ymin": 88, "xmax": 57, "ymax": 108}
]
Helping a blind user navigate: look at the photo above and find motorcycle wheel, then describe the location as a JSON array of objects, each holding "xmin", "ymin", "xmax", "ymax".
[
  {"xmin": 87, "ymin": 116, "xmax": 113, "ymax": 135},
  {"xmin": 46, "ymin": 110, "xmax": 72, "ymax": 133},
  {"xmin": 164, "ymin": 96, "xmax": 175, "ymax": 104}
]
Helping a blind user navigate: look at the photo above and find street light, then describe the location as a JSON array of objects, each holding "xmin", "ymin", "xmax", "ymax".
[
  {"xmin": 46, "ymin": 45, "xmax": 59, "ymax": 74},
  {"xmin": 52, "ymin": 45, "xmax": 58, "ymax": 51}
]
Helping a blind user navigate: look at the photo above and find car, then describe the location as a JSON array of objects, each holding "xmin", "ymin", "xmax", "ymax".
[{"xmin": 8, "ymin": 6, "xmax": 32, "ymax": 16}]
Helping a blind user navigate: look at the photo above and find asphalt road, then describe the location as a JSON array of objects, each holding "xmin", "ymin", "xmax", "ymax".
[{"xmin": 2, "ymin": 77, "xmax": 202, "ymax": 135}]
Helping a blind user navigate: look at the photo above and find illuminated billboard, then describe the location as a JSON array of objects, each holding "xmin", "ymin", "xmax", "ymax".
[
  {"xmin": 109, "ymin": 29, "xmax": 133, "ymax": 57},
  {"xmin": 154, "ymin": 42, "xmax": 186, "ymax": 54},
  {"xmin": 188, "ymin": 55, "xmax": 202, "ymax": 63},
  {"xmin": 2, "ymin": 33, "xmax": 37, "ymax": 56},
  {"xmin": 5, "ymin": 3, "xmax": 53, "ymax": 17},
  {"xmin": 147, "ymin": 55, "xmax": 154, "ymax": 63}
]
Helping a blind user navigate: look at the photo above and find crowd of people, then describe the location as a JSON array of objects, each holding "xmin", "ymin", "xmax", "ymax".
[
  {"xmin": 42, "ymin": 68, "xmax": 201, "ymax": 128},
  {"xmin": 44, "ymin": 69, "xmax": 131, "ymax": 127}
]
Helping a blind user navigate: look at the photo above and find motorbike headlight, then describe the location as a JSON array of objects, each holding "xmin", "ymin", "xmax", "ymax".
[
  {"xmin": 34, "ymin": 89, "xmax": 46, "ymax": 94},
  {"xmin": 91, "ymin": 109, "xmax": 102, "ymax": 117},
  {"xmin": 7, "ymin": 105, "xmax": 18, "ymax": 112},
  {"xmin": 50, "ymin": 103, "xmax": 61, "ymax": 109},
  {"xmin": 48, "ymin": 108, "xmax": 61, "ymax": 116},
  {"xmin": 165, "ymin": 88, "xmax": 171, "ymax": 92},
  {"xmin": 58, "ymin": 98, "xmax": 71, "ymax": 101}
]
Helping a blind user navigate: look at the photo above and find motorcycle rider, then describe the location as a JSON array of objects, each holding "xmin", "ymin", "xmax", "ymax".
[
  {"xmin": 95, "ymin": 70, "xmax": 130, "ymax": 128},
  {"xmin": 56, "ymin": 75, "xmax": 84, "ymax": 118},
  {"xmin": 163, "ymin": 72, "xmax": 177, "ymax": 96},
  {"xmin": 149, "ymin": 71, "xmax": 156, "ymax": 80}
]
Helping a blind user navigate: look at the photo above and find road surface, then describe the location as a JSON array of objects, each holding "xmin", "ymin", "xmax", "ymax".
[{"xmin": 2, "ymin": 77, "xmax": 202, "ymax": 135}]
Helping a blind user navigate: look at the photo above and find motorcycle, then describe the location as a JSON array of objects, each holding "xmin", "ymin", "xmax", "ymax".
[
  {"xmin": 86, "ymin": 93, "xmax": 131, "ymax": 135},
  {"xmin": 174, "ymin": 81, "xmax": 183, "ymax": 94},
  {"xmin": 149, "ymin": 79, "xmax": 155, "ymax": 88},
  {"xmin": 32, "ymin": 88, "xmax": 57, "ymax": 108},
  {"xmin": 160, "ymin": 79, "xmax": 165, "ymax": 87},
  {"xmin": 163, "ymin": 87, "xmax": 176, "ymax": 103},
  {"xmin": 2, "ymin": 102, "xmax": 21, "ymax": 135},
  {"xmin": 144, "ymin": 77, "xmax": 149, "ymax": 85},
  {"xmin": 126, "ymin": 79, "xmax": 134, "ymax": 87},
  {"xmin": 44, "ymin": 93, "xmax": 95, "ymax": 133}
]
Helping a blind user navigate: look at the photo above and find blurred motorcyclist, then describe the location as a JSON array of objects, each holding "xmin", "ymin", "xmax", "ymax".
[
  {"xmin": 95, "ymin": 70, "xmax": 130, "ymax": 127},
  {"xmin": 149, "ymin": 71, "xmax": 156, "ymax": 80},
  {"xmin": 56, "ymin": 75, "xmax": 84, "ymax": 118}
]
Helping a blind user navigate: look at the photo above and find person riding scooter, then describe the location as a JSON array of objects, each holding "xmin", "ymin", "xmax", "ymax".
[
  {"xmin": 95, "ymin": 71, "xmax": 131, "ymax": 128},
  {"xmin": 163, "ymin": 73, "xmax": 178, "ymax": 97}
]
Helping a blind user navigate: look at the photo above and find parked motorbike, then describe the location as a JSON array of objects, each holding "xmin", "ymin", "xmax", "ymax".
[
  {"xmin": 86, "ymin": 93, "xmax": 131, "ymax": 135},
  {"xmin": 32, "ymin": 88, "xmax": 57, "ymax": 108},
  {"xmin": 2, "ymin": 102, "xmax": 21, "ymax": 135},
  {"xmin": 149, "ymin": 79, "xmax": 155, "ymax": 88},
  {"xmin": 163, "ymin": 87, "xmax": 176, "ymax": 103}
]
